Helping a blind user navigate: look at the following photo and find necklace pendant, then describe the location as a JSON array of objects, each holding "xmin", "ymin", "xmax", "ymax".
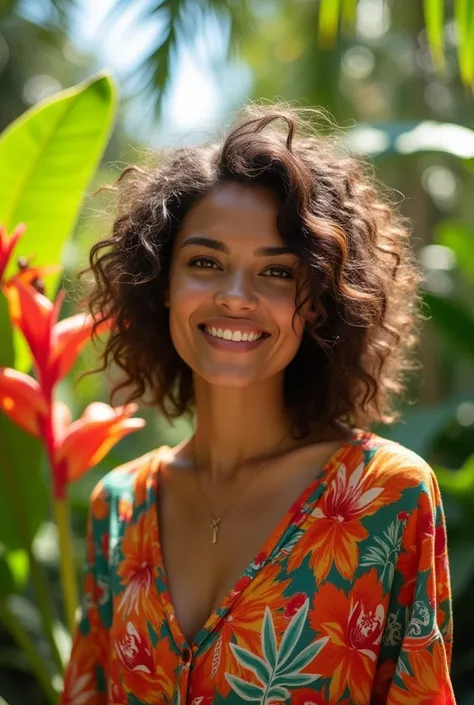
[{"xmin": 210, "ymin": 517, "xmax": 221, "ymax": 544}]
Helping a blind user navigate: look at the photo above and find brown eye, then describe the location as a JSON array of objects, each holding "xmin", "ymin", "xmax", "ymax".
[
  {"xmin": 262, "ymin": 266, "xmax": 293, "ymax": 279},
  {"xmin": 188, "ymin": 256, "xmax": 220, "ymax": 269}
]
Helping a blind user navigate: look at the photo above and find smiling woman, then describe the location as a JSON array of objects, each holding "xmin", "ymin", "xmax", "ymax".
[{"xmin": 61, "ymin": 102, "xmax": 456, "ymax": 704}]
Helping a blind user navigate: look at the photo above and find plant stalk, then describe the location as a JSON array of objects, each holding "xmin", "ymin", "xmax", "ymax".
[{"xmin": 53, "ymin": 498, "xmax": 78, "ymax": 635}]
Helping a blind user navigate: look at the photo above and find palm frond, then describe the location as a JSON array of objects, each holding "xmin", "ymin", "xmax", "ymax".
[{"xmin": 98, "ymin": 0, "xmax": 254, "ymax": 119}]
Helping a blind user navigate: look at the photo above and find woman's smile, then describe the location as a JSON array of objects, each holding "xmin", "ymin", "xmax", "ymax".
[{"xmin": 198, "ymin": 319, "xmax": 271, "ymax": 353}]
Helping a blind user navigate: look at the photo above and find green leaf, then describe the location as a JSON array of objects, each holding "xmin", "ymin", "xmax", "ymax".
[
  {"xmin": 424, "ymin": 292, "xmax": 474, "ymax": 359},
  {"xmin": 276, "ymin": 597, "xmax": 309, "ymax": 669},
  {"xmin": 449, "ymin": 540, "xmax": 474, "ymax": 598},
  {"xmin": 0, "ymin": 552, "xmax": 15, "ymax": 597},
  {"xmin": 261, "ymin": 606, "xmax": 277, "ymax": 669},
  {"xmin": 224, "ymin": 674, "xmax": 264, "ymax": 701},
  {"xmin": 276, "ymin": 636, "xmax": 329, "ymax": 677},
  {"xmin": 434, "ymin": 220, "xmax": 474, "ymax": 282},
  {"xmin": 0, "ymin": 292, "xmax": 14, "ymax": 367},
  {"xmin": 318, "ymin": 0, "xmax": 341, "ymax": 48},
  {"xmin": 0, "ymin": 72, "xmax": 118, "ymax": 294},
  {"xmin": 436, "ymin": 455, "xmax": 474, "ymax": 497},
  {"xmin": 0, "ymin": 418, "xmax": 46, "ymax": 551},
  {"xmin": 229, "ymin": 642, "xmax": 271, "ymax": 685},
  {"xmin": 0, "ymin": 548, "xmax": 28, "ymax": 597},
  {"xmin": 273, "ymin": 672, "xmax": 320, "ymax": 688},
  {"xmin": 423, "ymin": 0, "xmax": 445, "ymax": 72},
  {"xmin": 454, "ymin": 0, "xmax": 474, "ymax": 86}
]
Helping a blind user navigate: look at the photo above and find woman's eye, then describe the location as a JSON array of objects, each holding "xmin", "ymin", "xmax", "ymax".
[
  {"xmin": 262, "ymin": 266, "xmax": 293, "ymax": 280},
  {"xmin": 188, "ymin": 256, "xmax": 220, "ymax": 269}
]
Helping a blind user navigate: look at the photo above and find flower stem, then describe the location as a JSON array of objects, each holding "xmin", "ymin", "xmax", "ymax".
[
  {"xmin": 53, "ymin": 498, "xmax": 78, "ymax": 634},
  {"xmin": 0, "ymin": 598, "xmax": 59, "ymax": 704}
]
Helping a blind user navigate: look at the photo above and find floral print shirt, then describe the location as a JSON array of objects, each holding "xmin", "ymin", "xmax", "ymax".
[{"xmin": 61, "ymin": 428, "xmax": 455, "ymax": 704}]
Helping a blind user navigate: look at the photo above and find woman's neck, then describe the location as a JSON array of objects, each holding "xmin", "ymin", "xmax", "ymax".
[{"xmin": 192, "ymin": 375, "xmax": 292, "ymax": 482}]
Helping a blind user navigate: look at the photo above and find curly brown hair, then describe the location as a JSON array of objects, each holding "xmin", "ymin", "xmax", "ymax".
[{"xmin": 82, "ymin": 102, "xmax": 425, "ymax": 436}]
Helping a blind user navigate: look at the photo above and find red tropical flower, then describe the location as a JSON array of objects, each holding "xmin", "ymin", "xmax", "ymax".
[
  {"xmin": 52, "ymin": 401, "xmax": 145, "ymax": 497},
  {"xmin": 5, "ymin": 280, "xmax": 109, "ymax": 397},
  {"xmin": 0, "ymin": 368, "xmax": 48, "ymax": 435},
  {"xmin": 0, "ymin": 223, "xmax": 25, "ymax": 282}
]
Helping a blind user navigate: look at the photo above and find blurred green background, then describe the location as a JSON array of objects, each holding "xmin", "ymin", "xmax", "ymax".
[{"xmin": 1, "ymin": 0, "xmax": 474, "ymax": 703}]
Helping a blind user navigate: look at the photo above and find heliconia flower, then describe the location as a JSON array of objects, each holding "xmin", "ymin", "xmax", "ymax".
[
  {"xmin": 5, "ymin": 279, "xmax": 110, "ymax": 397},
  {"xmin": 5, "ymin": 263, "xmax": 62, "ymax": 291},
  {"xmin": 0, "ymin": 223, "xmax": 26, "ymax": 282},
  {"xmin": 0, "ymin": 367, "xmax": 49, "ymax": 435},
  {"xmin": 52, "ymin": 401, "xmax": 146, "ymax": 498}
]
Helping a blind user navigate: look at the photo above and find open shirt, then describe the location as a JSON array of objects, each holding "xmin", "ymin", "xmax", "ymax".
[{"xmin": 61, "ymin": 428, "xmax": 455, "ymax": 704}]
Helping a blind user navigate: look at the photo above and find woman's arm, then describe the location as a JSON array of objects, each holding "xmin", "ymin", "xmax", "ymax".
[
  {"xmin": 60, "ymin": 480, "xmax": 112, "ymax": 705},
  {"xmin": 372, "ymin": 467, "xmax": 455, "ymax": 704}
]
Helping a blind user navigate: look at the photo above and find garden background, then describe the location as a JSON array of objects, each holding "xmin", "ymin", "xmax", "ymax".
[{"xmin": 0, "ymin": 1, "xmax": 473, "ymax": 703}]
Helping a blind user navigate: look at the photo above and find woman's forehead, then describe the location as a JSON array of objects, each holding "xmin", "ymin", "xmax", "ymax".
[{"xmin": 177, "ymin": 182, "xmax": 285, "ymax": 249}]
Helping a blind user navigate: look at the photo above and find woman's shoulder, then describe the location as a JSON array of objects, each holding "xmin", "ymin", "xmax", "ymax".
[
  {"xmin": 356, "ymin": 431, "xmax": 440, "ymax": 505},
  {"xmin": 354, "ymin": 428, "xmax": 441, "ymax": 498},
  {"xmin": 88, "ymin": 445, "xmax": 170, "ymax": 512}
]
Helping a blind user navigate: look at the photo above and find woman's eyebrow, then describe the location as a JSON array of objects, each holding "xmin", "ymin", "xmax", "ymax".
[{"xmin": 180, "ymin": 236, "xmax": 294, "ymax": 257}]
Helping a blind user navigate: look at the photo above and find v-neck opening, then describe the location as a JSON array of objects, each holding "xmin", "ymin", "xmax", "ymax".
[{"xmin": 147, "ymin": 427, "xmax": 366, "ymax": 649}]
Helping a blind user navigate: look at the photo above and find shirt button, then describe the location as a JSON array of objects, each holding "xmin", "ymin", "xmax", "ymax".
[{"xmin": 181, "ymin": 647, "xmax": 191, "ymax": 663}]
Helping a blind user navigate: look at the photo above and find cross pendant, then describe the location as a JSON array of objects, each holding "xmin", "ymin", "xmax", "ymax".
[{"xmin": 210, "ymin": 517, "xmax": 221, "ymax": 544}]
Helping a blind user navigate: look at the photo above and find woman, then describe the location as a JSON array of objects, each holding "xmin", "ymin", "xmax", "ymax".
[{"xmin": 61, "ymin": 104, "xmax": 455, "ymax": 704}]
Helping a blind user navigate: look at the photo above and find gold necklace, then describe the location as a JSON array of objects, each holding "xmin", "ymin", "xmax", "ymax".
[{"xmin": 191, "ymin": 430, "xmax": 289, "ymax": 545}]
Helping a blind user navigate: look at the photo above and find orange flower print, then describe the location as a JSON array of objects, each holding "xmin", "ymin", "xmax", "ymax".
[
  {"xmin": 387, "ymin": 638, "xmax": 455, "ymax": 704},
  {"xmin": 116, "ymin": 509, "xmax": 163, "ymax": 625},
  {"xmin": 61, "ymin": 632, "xmax": 102, "ymax": 705},
  {"xmin": 197, "ymin": 565, "xmax": 290, "ymax": 697},
  {"xmin": 311, "ymin": 568, "xmax": 386, "ymax": 704},
  {"xmin": 288, "ymin": 458, "xmax": 387, "ymax": 581}
]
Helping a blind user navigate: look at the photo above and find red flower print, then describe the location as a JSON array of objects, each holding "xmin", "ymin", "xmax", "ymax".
[
  {"xmin": 252, "ymin": 551, "xmax": 267, "ymax": 568},
  {"xmin": 115, "ymin": 621, "xmax": 155, "ymax": 674},
  {"xmin": 284, "ymin": 592, "xmax": 307, "ymax": 619},
  {"xmin": 397, "ymin": 511, "xmax": 409, "ymax": 522},
  {"xmin": 101, "ymin": 532, "xmax": 110, "ymax": 559},
  {"xmin": 292, "ymin": 509, "xmax": 307, "ymax": 527},
  {"xmin": 435, "ymin": 524, "xmax": 447, "ymax": 554},
  {"xmin": 232, "ymin": 575, "xmax": 252, "ymax": 595}
]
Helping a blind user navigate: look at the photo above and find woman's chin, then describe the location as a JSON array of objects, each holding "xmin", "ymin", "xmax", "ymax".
[{"xmin": 194, "ymin": 365, "xmax": 273, "ymax": 390}]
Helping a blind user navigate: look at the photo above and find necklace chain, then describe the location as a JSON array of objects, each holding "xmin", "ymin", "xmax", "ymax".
[{"xmin": 191, "ymin": 430, "xmax": 289, "ymax": 545}]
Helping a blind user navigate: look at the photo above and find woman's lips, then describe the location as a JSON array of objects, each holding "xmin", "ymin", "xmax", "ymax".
[{"xmin": 198, "ymin": 325, "xmax": 269, "ymax": 353}]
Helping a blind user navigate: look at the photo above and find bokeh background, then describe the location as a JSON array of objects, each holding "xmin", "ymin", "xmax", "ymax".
[{"xmin": 1, "ymin": 0, "xmax": 474, "ymax": 703}]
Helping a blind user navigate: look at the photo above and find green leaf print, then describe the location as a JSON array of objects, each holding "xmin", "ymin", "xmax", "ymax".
[
  {"xmin": 276, "ymin": 638, "xmax": 327, "ymax": 676},
  {"xmin": 226, "ymin": 598, "xmax": 328, "ymax": 704},
  {"xmin": 261, "ymin": 606, "xmax": 277, "ymax": 668},
  {"xmin": 225, "ymin": 675, "xmax": 264, "ymax": 700},
  {"xmin": 276, "ymin": 597, "xmax": 309, "ymax": 668},
  {"xmin": 229, "ymin": 643, "xmax": 271, "ymax": 684},
  {"xmin": 266, "ymin": 685, "xmax": 291, "ymax": 701}
]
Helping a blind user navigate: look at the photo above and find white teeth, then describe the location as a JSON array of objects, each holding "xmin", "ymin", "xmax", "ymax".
[{"xmin": 203, "ymin": 326, "xmax": 263, "ymax": 342}]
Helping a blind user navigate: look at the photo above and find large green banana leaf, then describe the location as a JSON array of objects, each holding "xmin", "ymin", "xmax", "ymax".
[{"xmin": 0, "ymin": 72, "xmax": 118, "ymax": 570}]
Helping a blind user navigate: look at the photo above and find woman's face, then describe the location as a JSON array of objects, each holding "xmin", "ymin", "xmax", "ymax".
[{"xmin": 167, "ymin": 182, "xmax": 314, "ymax": 389}]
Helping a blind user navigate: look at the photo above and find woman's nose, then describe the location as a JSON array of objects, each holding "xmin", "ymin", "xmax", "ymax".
[{"xmin": 214, "ymin": 269, "xmax": 258, "ymax": 311}]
